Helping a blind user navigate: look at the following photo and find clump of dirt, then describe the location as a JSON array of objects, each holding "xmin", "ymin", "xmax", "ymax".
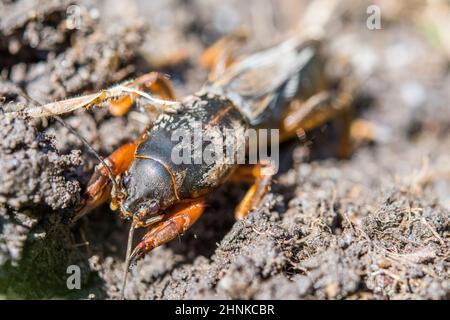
[
  {"xmin": 0, "ymin": 0, "xmax": 449, "ymax": 299},
  {"xmin": 0, "ymin": 112, "xmax": 86, "ymax": 298},
  {"xmin": 0, "ymin": 115, "xmax": 81, "ymax": 210},
  {"xmin": 1, "ymin": 0, "xmax": 77, "ymax": 69}
]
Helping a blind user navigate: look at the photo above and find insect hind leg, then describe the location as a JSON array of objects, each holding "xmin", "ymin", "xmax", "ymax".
[
  {"xmin": 280, "ymin": 89, "xmax": 354, "ymax": 158},
  {"xmin": 129, "ymin": 198, "xmax": 206, "ymax": 264}
]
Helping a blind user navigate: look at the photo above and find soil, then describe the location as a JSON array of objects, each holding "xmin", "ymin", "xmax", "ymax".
[{"xmin": 0, "ymin": 0, "xmax": 448, "ymax": 299}]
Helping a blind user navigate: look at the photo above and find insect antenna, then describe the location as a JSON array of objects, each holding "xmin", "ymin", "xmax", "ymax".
[
  {"xmin": 52, "ymin": 115, "xmax": 120, "ymax": 194},
  {"xmin": 19, "ymin": 91, "xmax": 137, "ymax": 299},
  {"xmin": 121, "ymin": 219, "xmax": 136, "ymax": 300}
]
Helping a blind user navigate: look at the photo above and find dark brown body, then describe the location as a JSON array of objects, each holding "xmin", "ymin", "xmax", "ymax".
[
  {"xmin": 123, "ymin": 93, "xmax": 248, "ymax": 213},
  {"xmin": 123, "ymin": 38, "xmax": 327, "ymax": 214}
]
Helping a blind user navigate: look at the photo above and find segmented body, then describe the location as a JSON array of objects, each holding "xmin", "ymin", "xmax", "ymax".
[{"xmin": 123, "ymin": 37, "xmax": 327, "ymax": 212}]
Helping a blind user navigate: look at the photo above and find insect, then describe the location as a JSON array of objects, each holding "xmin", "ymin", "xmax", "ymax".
[{"xmin": 14, "ymin": 31, "xmax": 357, "ymax": 298}]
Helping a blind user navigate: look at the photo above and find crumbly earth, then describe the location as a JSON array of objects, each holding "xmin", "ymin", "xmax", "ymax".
[{"xmin": 0, "ymin": 0, "xmax": 448, "ymax": 299}]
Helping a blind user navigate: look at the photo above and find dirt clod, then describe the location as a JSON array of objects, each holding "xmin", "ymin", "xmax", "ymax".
[{"xmin": 0, "ymin": 0, "xmax": 448, "ymax": 299}]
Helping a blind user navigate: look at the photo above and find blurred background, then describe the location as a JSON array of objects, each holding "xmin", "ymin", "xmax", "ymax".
[{"xmin": 0, "ymin": 0, "xmax": 449, "ymax": 299}]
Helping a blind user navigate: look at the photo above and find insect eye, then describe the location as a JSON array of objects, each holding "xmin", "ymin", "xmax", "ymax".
[
  {"xmin": 146, "ymin": 200, "xmax": 159, "ymax": 215},
  {"xmin": 149, "ymin": 200, "xmax": 158, "ymax": 210},
  {"xmin": 122, "ymin": 175, "xmax": 130, "ymax": 188}
]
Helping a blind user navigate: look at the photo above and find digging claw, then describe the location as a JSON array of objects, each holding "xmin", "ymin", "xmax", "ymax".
[
  {"xmin": 72, "ymin": 198, "xmax": 100, "ymax": 223},
  {"xmin": 129, "ymin": 245, "xmax": 145, "ymax": 267},
  {"xmin": 127, "ymin": 198, "xmax": 207, "ymax": 264}
]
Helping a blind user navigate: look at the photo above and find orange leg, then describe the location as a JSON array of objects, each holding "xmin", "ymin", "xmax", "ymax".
[
  {"xmin": 73, "ymin": 142, "xmax": 137, "ymax": 221},
  {"xmin": 129, "ymin": 198, "xmax": 206, "ymax": 263},
  {"xmin": 109, "ymin": 72, "xmax": 176, "ymax": 116},
  {"xmin": 350, "ymin": 118, "xmax": 379, "ymax": 145},
  {"xmin": 280, "ymin": 92, "xmax": 338, "ymax": 140},
  {"xmin": 199, "ymin": 28, "xmax": 248, "ymax": 80},
  {"xmin": 231, "ymin": 162, "xmax": 274, "ymax": 220},
  {"xmin": 280, "ymin": 90, "xmax": 354, "ymax": 158}
]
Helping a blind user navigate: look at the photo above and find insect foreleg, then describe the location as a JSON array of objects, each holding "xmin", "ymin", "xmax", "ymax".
[
  {"xmin": 129, "ymin": 198, "xmax": 206, "ymax": 264},
  {"xmin": 73, "ymin": 142, "xmax": 138, "ymax": 222},
  {"xmin": 18, "ymin": 72, "xmax": 178, "ymax": 118}
]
